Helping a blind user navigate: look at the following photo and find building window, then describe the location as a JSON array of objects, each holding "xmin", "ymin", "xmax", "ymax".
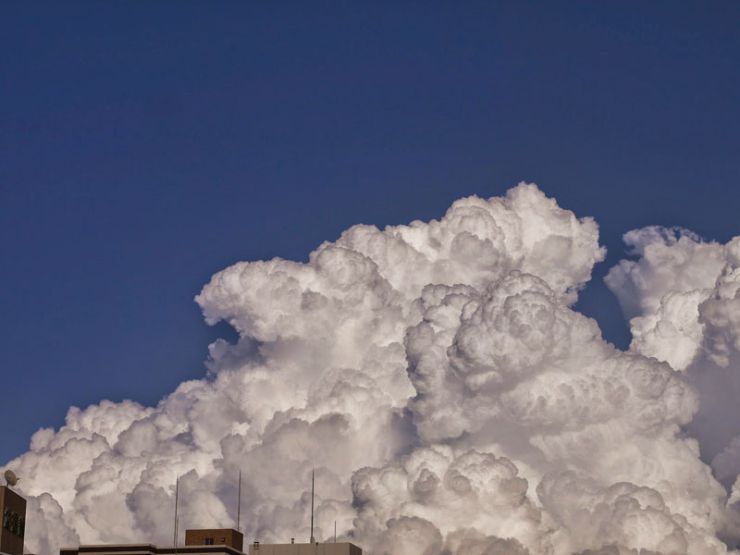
[{"xmin": 205, "ymin": 538, "xmax": 214, "ymax": 545}]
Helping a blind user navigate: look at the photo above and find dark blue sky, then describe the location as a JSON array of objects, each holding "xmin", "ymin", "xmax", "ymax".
[{"xmin": 2, "ymin": 1, "xmax": 739, "ymax": 465}]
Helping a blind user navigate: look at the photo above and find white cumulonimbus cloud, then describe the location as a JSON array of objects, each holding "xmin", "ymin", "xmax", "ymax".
[{"xmin": 4, "ymin": 183, "xmax": 740, "ymax": 554}]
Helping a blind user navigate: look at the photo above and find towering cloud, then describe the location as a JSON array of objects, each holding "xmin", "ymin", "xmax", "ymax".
[
  {"xmin": 606, "ymin": 228, "xmax": 740, "ymax": 534},
  {"xmin": 4, "ymin": 184, "xmax": 740, "ymax": 554}
]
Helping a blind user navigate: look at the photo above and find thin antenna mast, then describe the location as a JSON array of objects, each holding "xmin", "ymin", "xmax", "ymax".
[
  {"xmin": 334, "ymin": 520, "xmax": 336, "ymax": 543},
  {"xmin": 310, "ymin": 469, "xmax": 315, "ymax": 544},
  {"xmin": 236, "ymin": 471, "xmax": 242, "ymax": 532},
  {"xmin": 173, "ymin": 476, "xmax": 180, "ymax": 550}
]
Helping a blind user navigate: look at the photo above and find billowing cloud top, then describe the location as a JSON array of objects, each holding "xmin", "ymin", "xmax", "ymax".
[{"xmin": 5, "ymin": 184, "xmax": 740, "ymax": 555}]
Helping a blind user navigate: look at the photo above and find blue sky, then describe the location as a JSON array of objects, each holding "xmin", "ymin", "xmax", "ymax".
[{"xmin": 1, "ymin": 1, "xmax": 739, "ymax": 466}]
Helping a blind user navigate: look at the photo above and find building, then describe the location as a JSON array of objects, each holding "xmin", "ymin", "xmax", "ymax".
[
  {"xmin": 247, "ymin": 542, "xmax": 360, "ymax": 555},
  {"xmin": 185, "ymin": 530, "xmax": 243, "ymax": 551},
  {"xmin": 61, "ymin": 530, "xmax": 361, "ymax": 555},
  {"xmin": 0, "ymin": 485, "xmax": 27, "ymax": 555},
  {"xmin": 61, "ymin": 530, "xmax": 244, "ymax": 555}
]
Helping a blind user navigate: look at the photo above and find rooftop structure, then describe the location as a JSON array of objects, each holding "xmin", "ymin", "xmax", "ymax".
[
  {"xmin": 185, "ymin": 530, "xmax": 243, "ymax": 551},
  {"xmin": 247, "ymin": 542, "xmax": 360, "ymax": 555},
  {"xmin": 60, "ymin": 542, "xmax": 244, "ymax": 555},
  {"xmin": 60, "ymin": 531, "xmax": 361, "ymax": 555}
]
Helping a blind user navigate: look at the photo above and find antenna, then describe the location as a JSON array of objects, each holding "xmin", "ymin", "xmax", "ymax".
[
  {"xmin": 173, "ymin": 476, "xmax": 180, "ymax": 550},
  {"xmin": 309, "ymin": 469, "xmax": 315, "ymax": 544},
  {"xmin": 334, "ymin": 520, "xmax": 336, "ymax": 543},
  {"xmin": 236, "ymin": 471, "xmax": 242, "ymax": 532},
  {"xmin": 3, "ymin": 470, "xmax": 19, "ymax": 487}
]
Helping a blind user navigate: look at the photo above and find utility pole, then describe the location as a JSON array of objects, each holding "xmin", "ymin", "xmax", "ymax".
[
  {"xmin": 310, "ymin": 469, "xmax": 315, "ymax": 544},
  {"xmin": 236, "ymin": 471, "xmax": 242, "ymax": 532},
  {"xmin": 173, "ymin": 476, "xmax": 180, "ymax": 552}
]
